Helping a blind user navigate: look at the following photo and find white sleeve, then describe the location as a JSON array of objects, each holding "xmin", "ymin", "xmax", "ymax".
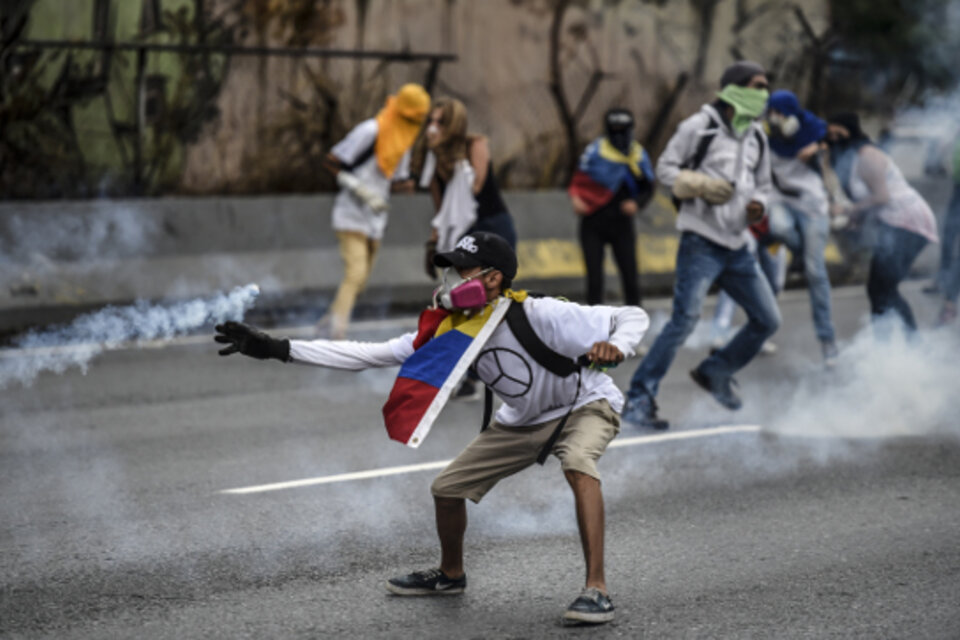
[
  {"xmin": 289, "ymin": 333, "xmax": 416, "ymax": 370},
  {"xmin": 525, "ymin": 298, "xmax": 648, "ymax": 360},
  {"xmin": 393, "ymin": 149, "xmax": 412, "ymax": 181},
  {"xmin": 330, "ymin": 119, "xmax": 379, "ymax": 166},
  {"xmin": 605, "ymin": 306, "xmax": 650, "ymax": 359}
]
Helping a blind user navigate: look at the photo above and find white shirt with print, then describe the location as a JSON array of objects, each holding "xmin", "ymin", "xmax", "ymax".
[{"xmin": 289, "ymin": 298, "xmax": 649, "ymax": 427}]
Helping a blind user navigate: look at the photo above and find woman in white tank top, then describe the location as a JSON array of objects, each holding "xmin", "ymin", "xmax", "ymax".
[{"xmin": 827, "ymin": 113, "xmax": 939, "ymax": 333}]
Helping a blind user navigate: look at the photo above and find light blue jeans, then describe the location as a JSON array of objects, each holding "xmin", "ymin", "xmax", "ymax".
[
  {"xmin": 628, "ymin": 232, "xmax": 781, "ymax": 399},
  {"xmin": 765, "ymin": 202, "xmax": 836, "ymax": 344}
]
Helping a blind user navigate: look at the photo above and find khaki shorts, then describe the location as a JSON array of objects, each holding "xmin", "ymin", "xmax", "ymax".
[{"xmin": 431, "ymin": 399, "xmax": 620, "ymax": 503}]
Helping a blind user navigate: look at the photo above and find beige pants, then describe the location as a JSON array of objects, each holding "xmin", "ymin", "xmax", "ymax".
[
  {"xmin": 329, "ymin": 231, "xmax": 380, "ymax": 334},
  {"xmin": 431, "ymin": 399, "xmax": 620, "ymax": 503}
]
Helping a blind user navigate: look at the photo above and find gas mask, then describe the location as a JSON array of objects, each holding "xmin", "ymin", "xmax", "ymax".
[
  {"xmin": 768, "ymin": 112, "xmax": 800, "ymax": 138},
  {"xmin": 433, "ymin": 267, "xmax": 492, "ymax": 311}
]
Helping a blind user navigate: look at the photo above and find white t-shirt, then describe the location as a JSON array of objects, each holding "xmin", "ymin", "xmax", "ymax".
[
  {"xmin": 289, "ymin": 298, "xmax": 649, "ymax": 427},
  {"xmin": 330, "ymin": 119, "xmax": 391, "ymax": 240}
]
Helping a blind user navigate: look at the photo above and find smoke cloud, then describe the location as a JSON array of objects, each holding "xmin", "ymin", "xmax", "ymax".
[{"xmin": 0, "ymin": 284, "xmax": 260, "ymax": 390}]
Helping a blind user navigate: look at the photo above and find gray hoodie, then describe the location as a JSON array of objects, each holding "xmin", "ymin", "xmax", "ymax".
[{"xmin": 656, "ymin": 104, "xmax": 772, "ymax": 250}]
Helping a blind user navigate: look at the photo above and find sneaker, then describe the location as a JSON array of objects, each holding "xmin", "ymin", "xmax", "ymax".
[
  {"xmin": 621, "ymin": 391, "xmax": 669, "ymax": 430},
  {"xmin": 821, "ymin": 340, "xmax": 839, "ymax": 368},
  {"xmin": 759, "ymin": 340, "xmax": 778, "ymax": 355},
  {"xmin": 562, "ymin": 587, "xmax": 615, "ymax": 624},
  {"xmin": 385, "ymin": 568, "xmax": 466, "ymax": 596},
  {"xmin": 452, "ymin": 378, "xmax": 481, "ymax": 402},
  {"xmin": 689, "ymin": 367, "xmax": 742, "ymax": 410}
]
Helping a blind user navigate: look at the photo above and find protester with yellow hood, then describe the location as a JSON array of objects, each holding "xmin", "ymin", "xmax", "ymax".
[{"xmin": 317, "ymin": 83, "xmax": 430, "ymax": 339}]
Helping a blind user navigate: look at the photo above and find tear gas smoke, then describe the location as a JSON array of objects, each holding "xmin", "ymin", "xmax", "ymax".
[{"xmin": 0, "ymin": 283, "xmax": 260, "ymax": 390}]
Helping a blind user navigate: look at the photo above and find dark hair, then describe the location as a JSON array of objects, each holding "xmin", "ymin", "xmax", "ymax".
[{"xmin": 828, "ymin": 112, "xmax": 870, "ymax": 142}]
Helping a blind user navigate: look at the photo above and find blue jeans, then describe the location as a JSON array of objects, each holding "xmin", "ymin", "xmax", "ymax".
[
  {"xmin": 766, "ymin": 202, "xmax": 836, "ymax": 344},
  {"xmin": 628, "ymin": 232, "xmax": 781, "ymax": 399}
]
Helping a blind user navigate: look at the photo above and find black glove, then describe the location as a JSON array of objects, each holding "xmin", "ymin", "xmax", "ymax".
[
  {"xmin": 214, "ymin": 321, "xmax": 290, "ymax": 361},
  {"xmin": 424, "ymin": 239, "xmax": 438, "ymax": 280}
]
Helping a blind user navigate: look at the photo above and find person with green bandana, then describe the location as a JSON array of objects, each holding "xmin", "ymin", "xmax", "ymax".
[{"xmin": 622, "ymin": 60, "xmax": 780, "ymax": 429}]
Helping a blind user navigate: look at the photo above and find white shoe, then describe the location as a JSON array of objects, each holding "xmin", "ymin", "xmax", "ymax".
[{"xmin": 760, "ymin": 340, "xmax": 778, "ymax": 355}]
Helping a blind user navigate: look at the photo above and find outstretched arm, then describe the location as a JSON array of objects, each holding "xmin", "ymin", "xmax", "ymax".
[
  {"xmin": 288, "ymin": 334, "xmax": 415, "ymax": 370},
  {"xmin": 215, "ymin": 321, "xmax": 415, "ymax": 370}
]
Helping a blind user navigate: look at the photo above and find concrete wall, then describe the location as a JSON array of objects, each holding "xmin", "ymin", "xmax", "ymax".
[
  {"xmin": 1, "ymin": 182, "xmax": 950, "ymax": 336},
  {"xmin": 0, "ymin": 190, "xmax": 680, "ymax": 333}
]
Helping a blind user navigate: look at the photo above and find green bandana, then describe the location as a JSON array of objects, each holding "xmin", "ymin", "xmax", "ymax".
[{"xmin": 717, "ymin": 85, "xmax": 769, "ymax": 137}]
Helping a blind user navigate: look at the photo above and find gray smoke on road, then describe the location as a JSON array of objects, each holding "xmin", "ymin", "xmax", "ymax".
[
  {"xmin": 764, "ymin": 320, "xmax": 960, "ymax": 439},
  {"xmin": 0, "ymin": 283, "xmax": 260, "ymax": 389}
]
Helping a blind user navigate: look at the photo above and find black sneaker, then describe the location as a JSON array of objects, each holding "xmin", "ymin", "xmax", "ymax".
[
  {"xmin": 385, "ymin": 568, "xmax": 466, "ymax": 596},
  {"xmin": 562, "ymin": 587, "xmax": 615, "ymax": 624},
  {"xmin": 690, "ymin": 367, "xmax": 742, "ymax": 410},
  {"xmin": 451, "ymin": 378, "xmax": 481, "ymax": 402},
  {"xmin": 621, "ymin": 392, "xmax": 669, "ymax": 430}
]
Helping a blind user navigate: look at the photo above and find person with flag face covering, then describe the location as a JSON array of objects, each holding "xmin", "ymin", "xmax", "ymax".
[
  {"xmin": 622, "ymin": 60, "xmax": 780, "ymax": 430},
  {"xmin": 568, "ymin": 108, "xmax": 656, "ymax": 306},
  {"xmin": 213, "ymin": 231, "xmax": 649, "ymax": 625},
  {"xmin": 316, "ymin": 83, "xmax": 430, "ymax": 339}
]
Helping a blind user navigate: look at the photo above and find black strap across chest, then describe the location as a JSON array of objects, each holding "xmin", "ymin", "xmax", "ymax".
[{"xmin": 481, "ymin": 299, "xmax": 582, "ymax": 465}]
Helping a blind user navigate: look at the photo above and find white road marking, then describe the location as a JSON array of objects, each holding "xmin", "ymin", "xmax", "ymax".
[{"xmin": 219, "ymin": 424, "xmax": 762, "ymax": 495}]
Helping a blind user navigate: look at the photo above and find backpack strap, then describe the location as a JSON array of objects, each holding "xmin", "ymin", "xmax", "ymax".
[
  {"xmin": 673, "ymin": 115, "xmax": 720, "ymax": 211},
  {"xmin": 502, "ymin": 300, "xmax": 582, "ymax": 465},
  {"xmin": 752, "ymin": 128, "xmax": 766, "ymax": 170},
  {"xmin": 683, "ymin": 114, "xmax": 721, "ymax": 172},
  {"xmin": 504, "ymin": 301, "xmax": 579, "ymax": 377},
  {"xmin": 482, "ymin": 383, "xmax": 493, "ymax": 432},
  {"xmin": 342, "ymin": 139, "xmax": 377, "ymax": 172}
]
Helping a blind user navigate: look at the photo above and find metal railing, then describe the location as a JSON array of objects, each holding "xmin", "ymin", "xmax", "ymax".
[{"xmin": 12, "ymin": 38, "xmax": 456, "ymax": 194}]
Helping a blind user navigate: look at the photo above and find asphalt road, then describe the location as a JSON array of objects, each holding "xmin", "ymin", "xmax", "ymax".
[{"xmin": 2, "ymin": 282, "xmax": 959, "ymax": 639}]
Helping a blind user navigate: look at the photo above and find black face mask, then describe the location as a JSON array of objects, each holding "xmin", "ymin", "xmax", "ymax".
[{"xmin": 607, "ymin": 127, "xmax": 634, "ymax": 155}]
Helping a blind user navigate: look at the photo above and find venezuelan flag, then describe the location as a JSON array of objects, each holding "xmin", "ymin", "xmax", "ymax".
[
  {"xmin": 382, "ymin": 296, "xmax": 515, "ymax": 448},
  {"xmin": 567, "ymin": 138, "xmax": 654, "ymax": 213}
]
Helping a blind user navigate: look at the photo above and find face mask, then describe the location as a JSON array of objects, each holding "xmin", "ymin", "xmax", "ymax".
[
  {"xmin": 434, "ymin": 267, "xmax": 491, "ymax": 311},
  {"xmin": 607, "ymin": 127, "xmax": 634, "ymax": 155},
  {"xmin": 717, "ymin": 85, "xmax": 769, "ymax": 136},
  {"xmin": 426, "ymin": 123, "xmax": 441, "ymax": 138},
  {"xmin": 768, "ymin": 112, "xmax": 800, "ymax": 138}
]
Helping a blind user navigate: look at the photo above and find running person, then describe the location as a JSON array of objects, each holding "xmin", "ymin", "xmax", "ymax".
[
  {"xmin": 317, "ymin": 84, "xmax": 430, "ymax": 339},
  {"xmin": 827, "ymin": 112, "xmax": 939, "ymax": 334},
  {"xmin": 621, "ymin": 61, "xmax": 779, "ymax": 430},
  {"xmin": 214, "ymin": 231, "xmax": 649, "ymax": 625},
  {"xmin": 763, "ymin": 89, "xmax": 838, "ymax": 363}
]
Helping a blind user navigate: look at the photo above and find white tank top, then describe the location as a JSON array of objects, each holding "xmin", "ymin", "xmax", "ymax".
[{"xmin": 848, "ymin": 149, "xmax": 938, "ymax": 243}]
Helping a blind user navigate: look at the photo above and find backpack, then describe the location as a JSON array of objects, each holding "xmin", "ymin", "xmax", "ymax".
[{"xmin": 480, "ymin": 297, "xmax": 586, "ymax": 465}]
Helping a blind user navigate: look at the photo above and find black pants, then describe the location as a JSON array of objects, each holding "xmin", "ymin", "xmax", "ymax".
[
  {"xmin": 579, "ymin": 206, "xmax": 640, "ymax": 305},
  {"xmin": 867, "ymin": 223, "xmax": 928, "ymax": 332}
]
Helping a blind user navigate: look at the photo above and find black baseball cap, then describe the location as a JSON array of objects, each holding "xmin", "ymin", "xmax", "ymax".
[{"xmin": 433, "ymin": 231, "xmax": 518, "ymax": 280}]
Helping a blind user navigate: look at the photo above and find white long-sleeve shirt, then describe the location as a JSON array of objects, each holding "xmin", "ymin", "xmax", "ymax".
[{"xmin": 289, "ymin": 297, "xmax": 649, "ymax": 427}]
